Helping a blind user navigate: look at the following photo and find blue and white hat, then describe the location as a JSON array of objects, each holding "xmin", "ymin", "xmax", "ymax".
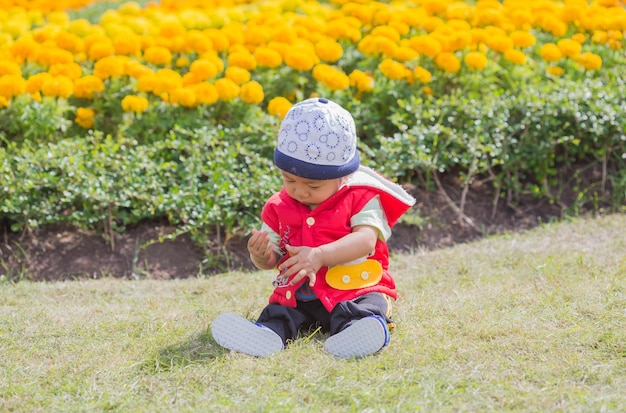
[{"xmin": 274, "ymin": 97, "xmax": 360, "ymax": 180}]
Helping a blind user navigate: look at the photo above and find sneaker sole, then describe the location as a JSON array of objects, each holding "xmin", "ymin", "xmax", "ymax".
[
  {"xmin": 324, "ymin": 316, "xmax": 387, "ymax": 358},
  {"xmin": 211, "ymin": 313, "xmax": 283, "ymax": 357}
]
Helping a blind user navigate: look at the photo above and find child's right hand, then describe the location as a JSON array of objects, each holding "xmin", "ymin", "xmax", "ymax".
[{"xmin": 248, "ymin": 229, "xmax": 273, "ymax": 260}]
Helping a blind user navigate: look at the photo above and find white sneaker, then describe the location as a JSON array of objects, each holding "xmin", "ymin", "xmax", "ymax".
[
  {"xmin": 211, "ymin": 313, "xmax": 284, "ymax": 357},
  {"xmin": 324, "ymin": 316, "xmax": 390, "ymax": 358}
]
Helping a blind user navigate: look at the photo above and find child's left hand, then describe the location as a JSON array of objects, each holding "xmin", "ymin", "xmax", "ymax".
[{"xmin": 278, "ymin": 245, "xmax": 324, "ymax": 287}]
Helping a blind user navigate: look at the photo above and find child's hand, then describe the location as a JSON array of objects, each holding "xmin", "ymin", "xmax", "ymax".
[
  {"xmin": 248, "ymin": 229, "xmax": 273, "ymax": 261},
  {"xmin": 278, "ymin": 245, "xmax": 324, "ymax": 287}
]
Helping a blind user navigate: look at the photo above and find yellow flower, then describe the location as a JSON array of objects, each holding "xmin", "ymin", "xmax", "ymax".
[
  {"xmin": 41, "ymin": 75, "xmax": 74, "ymax": 99},
  {"xmin": 240, "ymin": 80, "xmax": 264, "ymax": 104},
  {"xmin": 312, "ymin": 64, "xmax": 350, "ymax": 91},
  {"xmin": 227, "ymin": 50, "xmax": 257, "ymax": 70},
  {"xmin": 93, "ymin": 56, "xmax": 128, "ymax": 80},
  {"xmin": 394, "ymin": 46, "xmax": 419, "ymax": 62},
  {"xmin": 190, "ymin": 82, "xmax": 219, "ymax": 105},
  {"xmin": 143, "ymin": 46, "xmax": 172, "ymax": 66},
  {"xmin": 577, "ymin": 52, "xmax": 602, "ymax": 70},
  {"xmin": 408, "ymin": 35, "xmax": 441, "ymax": 57},
  {"xmin": 315, "ymin": 39, "xmax": 343, "ymax": 63},
  {"xmin": 486, "ymin": 35, "xmax": 514, "ymax": 53},
  {"xmin": 435, "ymin": 52, "xmax": 461, "ymax": 73},
  {"xmin": 49, "ymin": 62, "xmax": 82, "ymax": 81},
  {"xmin": 73, "ymin": 75, "xmax": 105, "ymax": 99},
  {"xmin": 464, "ymin": 51, "xmax": 488, "ymax": 70},
  {"xmin": 413, "ymin": 66, "xmax": 432, "ymax": 83},
  {"xmin": 284, "ymin": 49, "xmax": 316, "ymax": 71},
  {"xmin": 254, "ymin": 47, "xmax": 282, "ymax": 69},
  {"xmin": 509, "ymin": 31, "xmax": 536, "ymax": 48},
  {"xmin": 225, "ymin": 66, "xmax": 250, "ymax": 85},
  {"xmin": 0, "ymin": 96, "xmax": 10, "ymax": 108},
  {"xmin": 215, "ymin": 78, "xmax": 240, "ymax": 101},
  {"xmin": 349, "ymin": 69, "xmax": 374, "ymax": 93},
  {"xmin": 0, "ymin": 74, "xmax": 26, "ymax": 99},
  {"xmin": 121, "ymin": 95, "xmax": 149, "ymax": 113},
  {"xmin": 379, "ymin": 58, "xmax": 410, "ymax": 81},
  {"xmin": 205, "ymin": 29, "xmax": 230, "ymax": 52},
  {"xmin": 75, "ymin": 107, "xmax": 95, "ymax": 129},
  {"xmin": 546, "ymin": 65, "xmax": 564, "ymax": 76},
  {"xmin": 504, "ymin": 49, "xmax": 526, "ymax": 65},
  {"xmin": 169, "ymin": 88, "xmax": 197, "ymax": 107},
  {"xmin": 113, "ymin": 33, "xmax": 141, "ymax": 56},
  {"xmin": 267, "ymin": 96, "xmax": 292, "ymax": 119},
  {"xmin": 539, "ymin": 44, "xmax": 562, "ymax": 62},
  {"xmin": 557, "ymin": 39, "xmax": 582, "ymax": 58},
  {"xmin": 358, "ymin": 35, "xmax": 398, "ymax": 57},
  {"xmin": 88, "ymin": 41, "xmax": 115, "ymax": 61},
  {"xmin": 189, "ymin": 59, "xmax": 219, "ymax": 81},
  {"xmin": 152, "ymin": 69, "xmax": 183, "ymax": 96},
  {"xmin": 0, "ymin": 60, "xmax": 21, "ymax": 76},
  {"xmin": 423, "ymin": 86, "xmax": 433, "ymax": 96}
]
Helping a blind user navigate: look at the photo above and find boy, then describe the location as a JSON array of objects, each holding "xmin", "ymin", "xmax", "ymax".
[{"xmin": 211, "ymin": 97, "xmax": 415, "ymax": 358}]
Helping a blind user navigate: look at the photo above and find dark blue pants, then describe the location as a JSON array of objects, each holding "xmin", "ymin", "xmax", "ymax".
[{"xmin": 256, "ymin": 292, "xmax": 392, "ymax": 345}]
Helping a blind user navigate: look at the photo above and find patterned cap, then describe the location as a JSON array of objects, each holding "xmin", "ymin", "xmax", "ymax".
[{"xmin": 274, "ymin": 97, "xmax": 360, "ymax": 180}]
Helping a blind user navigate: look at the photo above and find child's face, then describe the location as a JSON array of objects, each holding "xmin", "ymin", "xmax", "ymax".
[{"xmin": 281, "ymin": 171, "xmax": 343, "ymax": 206}]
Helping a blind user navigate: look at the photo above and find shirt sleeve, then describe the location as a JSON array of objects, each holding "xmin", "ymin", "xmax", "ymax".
[
  {"xmin": 260, "ymin": 222, "xmax": 285, "ymax": 258},
  {"xmin": 351, "ymin": 195, "xmax": 391, "ymax": 241}
]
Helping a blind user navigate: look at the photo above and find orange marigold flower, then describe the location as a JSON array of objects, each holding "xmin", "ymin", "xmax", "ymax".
[
  {"xmin": 546, "ymin": 65, "xmax": 564, "ymax": 76},
  {"xmin": 509, "ymin": 31, "xmax": 536, "ymax": 48},
  {"xmin": 189, "ymin": 59, "xmax": 219, "ymax": 81},
  {"xmin": 312, "ymin": 64, "xmax": 350, "ymax": 91},
  {"xmin": 75, "ymin": 107, "xmax": 95, "ymax": 129},
  {"xmin": 49, "ymin": 62, "xmax": 82, "ymax": 81},
  {"xmin": 504, "ymin": 49, "xmax": 527, "ymax": 65},
  {"xmin": 464, "ymin": 51, "xmax": 488, "ymax": 70},
  {"xmin": 413, "ymin": 66, "xmax": 432, "ymax": 83},
  {"xmin": 349, "ymin": 69, "xmax": 374, "ymax": 93},
  {"xmin": 240, "ymin": 80, "xmax": 264, "ymax": 104},
  {"xmin": 88, "ymin": 41, "xmax": 115, "ymax": 61},
  {"xmin": 225, "ymin": 66, "xmax": 250, "ymax": 85},
  {"xmin": 267, "ymin": 96, "xmax": 292, "ymax": 119},
  {"xmin": 93, "ymin": 56, "xmax": 127, "ymax": 80},
  {"xmin": 254, "ymin": 47, "xmax": 283, "ymax": 68},
  {"xmin": 284, "ymin": 50, "xmax": 316, "ymax": 71},
  {"xmin": 113, "ymin": 33, "xmax": 141, "ymax": 56},
  {"xmin": 215, "ymin": 77, "xmax": 240, "ymax": 101},
  {"xmin": 315, "ymin": 39, "xmax": 343, "ymax": 63},
  {"xmin": 486, "ymin": 35, "xmax": 514, "ymax": 53},
  {"xmin": 379, "ymin": 58, "xmax": 411, "ymax": 81},
  {"xmin": 41, "ymin": 75, "xmax": 74, "ymax": 99},
  {"xmin": 0, "ymin": 75, "xmax": 26, "ymax": 99},
  {"xmin": 540, "ymin": 43, "xmax": 562, "ymax": 62},
  {"xmin": 169, "ymin": 87, "xmax": 196, "ymax": 107},
  {"xmin": 73, "ymin": 75, "xmax": 105, "ymax": 99},
  {"xmin": 26, "ymin": 73, "xmax": 52, "ymax": 94},
  {"xmin": 227, "ymin": 50, "xmax": 256, "ymax": 70},
  {"xmin": 190, "ymin": 82, "xmax": 219, "ymax": 105},
  {"xmin": 557, "ymin": 38, "xmax": 582, "ymax": 58},
  {"xmin": 394, "ymin": 46, "xmax": 419, "ymax": 62},
  {"xmin": 577, "ymin": 52, "xmax": 602, "ymax": 70},
  {"xmin": 435, "ymin": 52, "xmax": 461, "ymax": 73},
  {"xmin": 121, "ymin": 95, "xmax": 149, "ymax": 113},
  {"xmin": 144, "ymin": 46, "xmax": 172, "ymax": 66},
  {"xmin": 408, "ymin": 35, "xmax": 441, "ymax": 57},
  {"xmin": 0, "ymin": 60, "xmax": 21, "ymax": 76}
]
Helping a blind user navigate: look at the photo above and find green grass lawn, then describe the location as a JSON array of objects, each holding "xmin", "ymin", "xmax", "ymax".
[{"xmin": 2, "ymin": 214, "xmax": 626, "ymax": 412}]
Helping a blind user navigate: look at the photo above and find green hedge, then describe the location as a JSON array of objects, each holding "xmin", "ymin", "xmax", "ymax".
[{"xmin": 1, "ymin": 77, "xmax": 625, "ymax": 248}]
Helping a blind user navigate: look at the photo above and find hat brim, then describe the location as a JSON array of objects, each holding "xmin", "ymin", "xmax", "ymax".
[{"xmin": 274, "ymin": 149, "xmax": 360, "ymax": 180}]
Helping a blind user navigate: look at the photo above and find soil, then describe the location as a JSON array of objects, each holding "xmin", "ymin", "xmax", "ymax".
[{"xmin": 0, "ymin": 173, "xmax": 602, "ymax": 282}]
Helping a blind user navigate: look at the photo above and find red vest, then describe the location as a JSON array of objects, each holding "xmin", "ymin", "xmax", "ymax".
[{"xmin": 261, "ymin": 174, "xmax": 414, "ymax": 311}]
